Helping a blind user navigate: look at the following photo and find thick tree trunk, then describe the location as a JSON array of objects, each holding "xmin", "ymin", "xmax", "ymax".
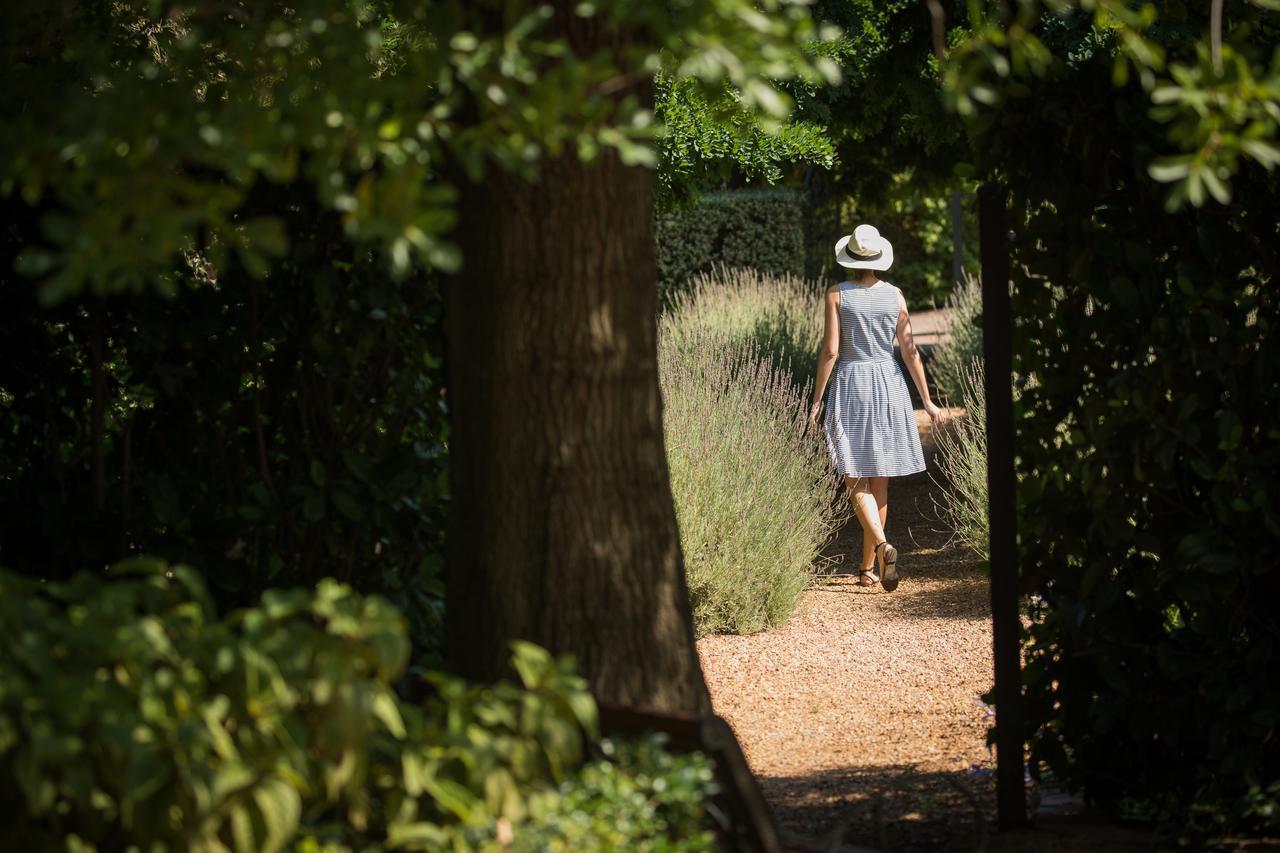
[{"xmin": 442, "ymin": 16, "xmax": 709, "ymax": 716}]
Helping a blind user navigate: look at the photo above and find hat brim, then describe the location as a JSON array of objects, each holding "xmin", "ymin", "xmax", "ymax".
[{"xmin": 834, "ymin": 234, "xmax": 894, "ymax": 270}]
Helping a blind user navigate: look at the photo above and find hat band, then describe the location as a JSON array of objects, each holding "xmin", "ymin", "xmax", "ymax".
[{"xmin": 848, "ymin": 247, "xmax": 882, "ymax": 261}]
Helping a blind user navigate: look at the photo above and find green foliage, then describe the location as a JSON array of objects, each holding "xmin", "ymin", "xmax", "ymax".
[
  {"xmin": 0, "ymin": 559, "xmax": 717, "ymax": 851},
  {"xmin": 929, "ymin": 271, "xmax": 984, "ymax": 404},
  {"xmin": 507, "ymin": 736, "xmax": 718, "ymax": 852},
  {"xmin": 656, "ymin": 74, "xmax": 836, "ymax": 208},
  {"xmin": 794, "ymin": 2, "xmax": 978, "ymax": 300},
  {"xmin": 0, "ymin": 213, "xmax": 448, "ymax": 661},
  {"xmin": 656, "ymin": 188, "xmax": 808, "ymax": 302},
  {"xmin": 942, "ymin": 1, "xmax": 1280, "ymax": 211},
  {"xmin": 660, "ymin": 268, "xmax": 844, "ymax": 635},
  {"xmin": 807, "ymin": 0, "xmax": 973, "ymax": 197},
  {"xmin": 951, "ymin": 7, "xmax": 1280, "ymax": 836},
  {"xmin": 0, "ymin": 557, "xmax": 412, "ymax": 851},
  {"xmin": 1147, "ymin": 41, "xmax": 1280, "ymax": 211},
  {"xmin": 0, "ymin": 0, "xmax": 839, "ymax": 305}
]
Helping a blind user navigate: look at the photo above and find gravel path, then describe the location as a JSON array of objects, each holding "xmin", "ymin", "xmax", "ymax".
[{"xmin": 697, "ymin": 411, "xmax": 999, "ymax": 851}]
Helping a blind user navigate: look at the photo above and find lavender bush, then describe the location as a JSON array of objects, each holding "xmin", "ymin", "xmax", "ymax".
[
  {"xmin": 662, "ymin": 264, "xmax": 823, "ymax": 392},
  {"xmin": 931, "ymin": 359, "xmax": 989, "ymax": 559},
  {"xmin": 930, "ymin": 271, "xmax": 983, "ymax": 406},
  {"xmin": 659, "ymin": 270, "xmax": 843, "ymax": 635}
]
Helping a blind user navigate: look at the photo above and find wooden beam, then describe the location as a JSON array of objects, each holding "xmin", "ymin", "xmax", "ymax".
[
  {"xmin": 950, "ymin": 189, "xmax": 965, "ymax": 288},
  {"xmin": 978, "ymin": 181, "xmax": 1027, "ymax": 829}
]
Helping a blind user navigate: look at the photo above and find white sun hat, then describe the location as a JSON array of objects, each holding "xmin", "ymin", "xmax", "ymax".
[{"xmin": 834, "ymin": 223, "xmax": 894, "ymax": 270}]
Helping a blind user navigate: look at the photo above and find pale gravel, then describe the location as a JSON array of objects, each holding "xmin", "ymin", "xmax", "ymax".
[
  {"xmin": 697, "ymin": 411, "xmax": 1001, "ymax": 850},
  {"xmin": 695, "ymin": 413, "xmax": 1169, "ymax": 851}
]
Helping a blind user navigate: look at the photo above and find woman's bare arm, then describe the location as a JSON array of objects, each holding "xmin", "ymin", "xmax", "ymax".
[
  {"xmin": 895, "ymin": 288, "xmax": 946, "ymax": 426},
  {"xmin": 808, "ymin": 286, "xmax": 842, "ymax": 428}
]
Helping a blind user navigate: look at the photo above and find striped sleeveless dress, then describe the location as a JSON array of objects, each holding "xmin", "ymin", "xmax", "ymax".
[{"xmin": 822, "ymin": 280, "xmax": 926, "ymax": 479}]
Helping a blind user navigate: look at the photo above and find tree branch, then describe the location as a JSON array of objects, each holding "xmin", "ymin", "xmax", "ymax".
[
  {"xmin": 925, "ymin": 0, "xmax": 947, "ymax": 60},
  {"xmin": 1211, "ymin": 0, "xmax": 1224, "ymax": 74},
  {"xmin": 250, "ymin": 280, "xmax": 275, "ymax": 493},
  {"xmin": 90, "ymin": 302, "xmax": 106, "ymax": 513}
]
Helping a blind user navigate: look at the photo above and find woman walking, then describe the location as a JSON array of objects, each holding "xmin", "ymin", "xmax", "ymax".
[{"xmin": 808, "ymin": 224, "xmax": 946, "ymax": 591}]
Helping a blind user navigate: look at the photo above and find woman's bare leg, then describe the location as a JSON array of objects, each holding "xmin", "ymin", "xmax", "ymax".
[
  {"xmin": 870, "ymin": 476, "xmax": 900, "ymax": 587},
  {"xmin": 847, "ymin": 475, "xmax": 887, "ymax": 571},
  {"xmin": 872, "ymin": 475, "xmax": 888, "ymax": 535}
]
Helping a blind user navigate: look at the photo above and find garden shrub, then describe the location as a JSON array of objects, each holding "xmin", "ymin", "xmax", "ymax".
[
  {"xmin": 660, "ymin": 270, "xmax": 843, "ymax": 635},
  {"xmin": 931, "ymin": 359, "xmax": 988, "ymax": 559},
  {"xmin": 504, "ymin": 736, "xmax": 717, "ymax": 852},
  {"xmin": 0, "ymin": 559, "xmax": 717, "ymax": 851},
  {"xmin": 0, "ymin": 196, "xmax": 449, "ymax": 663},
  {"xmin": 966, "ymin": 21, "xmax": 1280, "ymax": 837},
  {"xmin": 929, "ymin": 272, "xmax": 988, "ymax": 558},
  {"xmin": 662, "ymin": 264, "xmax": 823, "ymax": 391},
  {"xmin": 656, "ymin": 187, "xmax": 806, "ymax": 303},
  {"xmin": 655, "ymin": 72, "xmax": 836, "ymax": 212}
]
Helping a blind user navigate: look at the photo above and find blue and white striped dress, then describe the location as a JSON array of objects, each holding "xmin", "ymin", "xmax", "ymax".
[{"xmin": 823, "ymin": 281, "xmax": 926, "ymax": 479}]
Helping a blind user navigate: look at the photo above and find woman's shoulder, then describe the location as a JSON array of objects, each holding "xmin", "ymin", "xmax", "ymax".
[
  {"xmin": 880, "ymin": 280, "xmax": 906, "ymax": 299},
  {"xmin": 882, "ymin": 282, "xmax": 908, "ymax": 310}
]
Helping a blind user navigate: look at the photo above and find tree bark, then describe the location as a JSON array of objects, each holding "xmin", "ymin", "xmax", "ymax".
[{"xmin": 442, "ymin": 12, "xmax": 710, "ymax": 717}]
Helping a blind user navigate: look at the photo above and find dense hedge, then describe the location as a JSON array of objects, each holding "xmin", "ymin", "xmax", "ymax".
[
  {"xmin": 0, "ymin": 559, "xmax": 718, "ymax": 851},
  {"xmin": 0, "ymin": 190, "xmax": 449, "ymax": 661},
  {"xmin": 974, "ymin": 26, "xmax": 1280, "ymax": 837},
  {"xmin": 656, "ymin": 187, "xmax": 806, "ymax": 301}
]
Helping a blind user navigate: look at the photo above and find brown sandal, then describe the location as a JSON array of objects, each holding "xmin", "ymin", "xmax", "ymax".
[
  {"xmin": 856, "ymin": 567, "xmax": 880, "ymax": 587},
  {"xmin": 876, "ymin": 541, "xmax": 900, "ymax": 592}
]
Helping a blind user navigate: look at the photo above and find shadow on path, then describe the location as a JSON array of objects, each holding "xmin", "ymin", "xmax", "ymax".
[
  {"xmin": 763, "ymin": 763, "xmax": 995, "ymax": 852},
  {"xmin": 766, "ymin": 764, "xmax": 1161, "ymax": 852}
]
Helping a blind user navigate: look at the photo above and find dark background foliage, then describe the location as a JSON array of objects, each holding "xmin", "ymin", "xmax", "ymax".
[
  {"xmin": 4, "ymin": 0, "xmax": 1279, "ymax": 843},
  {"xmin": 973, "ymin": 16, "xmax": 1280, "ymax": 834},
  {"xmin": 798, "ymin": 0, "xmax": 979, "ymax": 304},
  {"xmin": 0, "ymin": 184, "xmax": 449, "ymax": 662}
]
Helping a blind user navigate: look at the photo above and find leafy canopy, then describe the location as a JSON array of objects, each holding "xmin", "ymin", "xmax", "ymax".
[
  {"xmin": 940, "ymin": 0, "xmax": 1280, "ymax": 210},
  {"xmin": 1, "ymin": 0, "xmax": 841, "ymax": 305}
]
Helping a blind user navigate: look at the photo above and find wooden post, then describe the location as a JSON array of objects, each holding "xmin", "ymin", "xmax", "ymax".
[
  {"xmin": 978, "ymin": 181, "xmax": 1027, "ymax": 829},
  {"xmin": 834, "ymin": 192, "xmax": 842, "ymax": 245},
  {"xmin": 950, "ymin": 189, "xmax": 965, "ymax": 287}
]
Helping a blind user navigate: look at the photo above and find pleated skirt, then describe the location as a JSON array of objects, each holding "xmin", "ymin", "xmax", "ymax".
[{"xmin": 823, "ymin": 356, "xmax": 926, "ymax": 479}]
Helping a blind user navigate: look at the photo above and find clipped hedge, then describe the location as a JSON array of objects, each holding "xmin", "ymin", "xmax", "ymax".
[
  {"xmin": 0, "ymin": 559, "xmax": 717, "ymax": 852},
  {"xmin": 656, "ymin": 187, "xmax": 806, "ymax": 302}
]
